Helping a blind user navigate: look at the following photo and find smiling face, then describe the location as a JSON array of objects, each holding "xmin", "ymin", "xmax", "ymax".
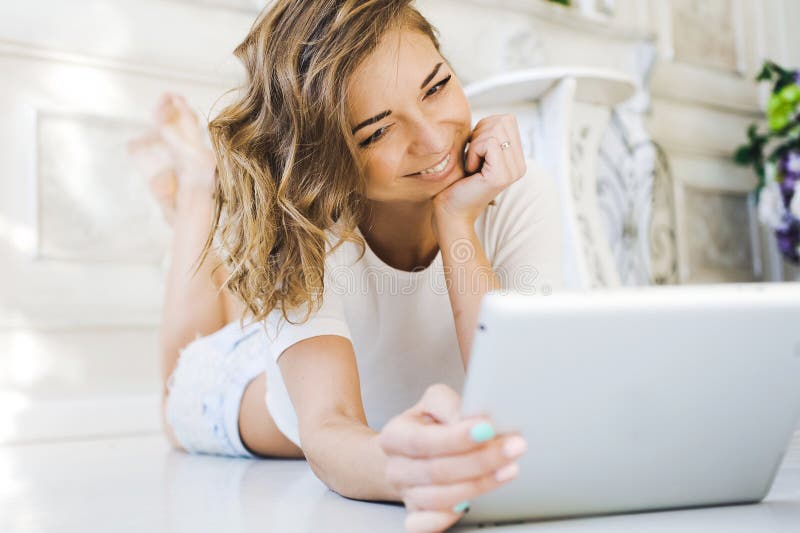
[{"xmin": 347, "ymin": 29, "xmax": 472, "ymax": 204}]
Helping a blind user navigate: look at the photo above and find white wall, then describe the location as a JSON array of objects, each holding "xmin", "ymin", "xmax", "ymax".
[
  {"xmin": 0, "ymin": 0, "xmax": 254, "ymax": 443},
  {"xmin": 0, "ymin": 0, "xmax": 797, "ymax": 443}
]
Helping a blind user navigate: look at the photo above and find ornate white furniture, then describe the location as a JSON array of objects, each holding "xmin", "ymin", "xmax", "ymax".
[{"xmin": 467, "ymin": 68, "xmax": 661, "ymax": 290}]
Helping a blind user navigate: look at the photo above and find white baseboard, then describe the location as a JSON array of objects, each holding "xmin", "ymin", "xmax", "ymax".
[{"xmin": 1, "ymin": 393, "xmax": 162, "ymax": 445}]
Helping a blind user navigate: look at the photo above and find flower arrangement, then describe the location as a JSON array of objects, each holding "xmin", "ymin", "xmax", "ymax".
[{"xmin": 735, "ymin": 61, "xmax": 800, "ymax": 265}]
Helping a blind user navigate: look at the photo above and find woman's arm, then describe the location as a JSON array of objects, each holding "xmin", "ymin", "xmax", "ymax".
[
  {"xmin": 277, "ymin": 334, "xmax": 400, "ymax": 501},
  {"xmin": 434, "ymin": 219, "xmax": 500, "ymax": 369},
  {"xmin": 278, "ymin": 335, "xmax": 526, "ymax": 512},
  {"xmin": 433, "ymin": 114, "xmax": 528, "ymax": 368}
]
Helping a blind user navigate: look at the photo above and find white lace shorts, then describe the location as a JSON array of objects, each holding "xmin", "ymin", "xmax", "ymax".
[{"xmin": 165, "ymin": 320, "xmax": 266, "ymax": 458}]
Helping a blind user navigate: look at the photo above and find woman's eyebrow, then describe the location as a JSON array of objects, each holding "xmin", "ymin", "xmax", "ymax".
[
  {"xmin": 420, "ymin": 62, "xmax": 443, "ymax": 89},
  {"xmin": 351, "ymin": 62, "xmax": 445, "ymax": 135},
  {"xmin": 352, "ymin": 110, "xmax": 392, "ymax": 135}
]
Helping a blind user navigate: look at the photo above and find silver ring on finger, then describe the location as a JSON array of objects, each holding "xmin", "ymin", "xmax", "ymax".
[{"xmin": 500, "ymin": 141, "xmax": 511, "ymax": 151}]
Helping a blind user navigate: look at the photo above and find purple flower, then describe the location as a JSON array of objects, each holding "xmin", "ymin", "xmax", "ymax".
[
  {"xmin": 791, "ymin": 182, "xmax": 800, "ymax": 219},
  {"xmin": 775, "ymin": 219, "xmax": 800, "ymax": 264},
  {"xmin": 783, "ymin": 151, "xmax": 800, "ymax": 176},
  {"xmin": 779, "ymin": 151, "xmax": 800, "ymax": 209},
  {"xmin": 781, "ymin": 174, "xmax": 798, "ymax": 208}
]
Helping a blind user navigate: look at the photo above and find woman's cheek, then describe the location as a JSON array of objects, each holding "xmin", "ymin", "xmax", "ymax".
[
  {"xmin": 362, "ymin": 149, "xmax": 400, "ymax": 199},
  {"xmin": 449, "ymin": 81, "xmax": 472, "ymax": 126}
]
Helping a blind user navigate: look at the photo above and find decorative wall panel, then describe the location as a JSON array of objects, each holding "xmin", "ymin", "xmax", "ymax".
[
  {"xmin": 669, "ymin": 0, "xmax": 742, "ymax": 73},
  {"xmin": 36, "ymin": 111, "xmax": 170, "ymax": 264},
  {"xmin": 683, "ymin": 187, "xmax": 757, "ymax": 282}
]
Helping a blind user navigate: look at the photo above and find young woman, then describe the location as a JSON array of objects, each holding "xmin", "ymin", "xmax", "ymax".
[{"xmin": 130, "ymin": 1, "xmax": 562, "ymax": 531}]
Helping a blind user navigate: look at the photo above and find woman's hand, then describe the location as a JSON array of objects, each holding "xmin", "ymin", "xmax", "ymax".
[
  {"xmin": 378, "ymin": 384, "xmax": 528, "ymax": 533},
  {"xmin": 432, "ymin": 114, "xmax": 527, "ymax": 226}
]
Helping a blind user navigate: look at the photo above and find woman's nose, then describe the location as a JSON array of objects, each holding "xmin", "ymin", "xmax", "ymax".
[{"xmin": 408, "ymin": 118, "xmax": 448, "ymax": 156}]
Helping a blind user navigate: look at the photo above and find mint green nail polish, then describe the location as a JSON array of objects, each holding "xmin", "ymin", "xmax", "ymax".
[
  {"xmin": 470, "ymin": 422, "xmax": 495, "ymax": 443},
  {"xmin": 453, "ymin": 500, "xmax": 470, "ymax": 513}
]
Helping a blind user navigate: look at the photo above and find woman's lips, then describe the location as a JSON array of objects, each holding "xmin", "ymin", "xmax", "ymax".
[{"xmin": 404, "ymin": 149, "xmax": 457, "ymax": 181}]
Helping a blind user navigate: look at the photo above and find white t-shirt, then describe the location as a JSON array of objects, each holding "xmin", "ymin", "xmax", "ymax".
[{"xmin": 261, "ymin": 159, "xmax": 563, "ymax": 448}]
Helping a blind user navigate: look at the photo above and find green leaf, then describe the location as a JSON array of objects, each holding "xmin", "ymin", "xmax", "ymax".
[
  {"xmin": 756, "ymin": 63, "xmax": 773, "ymax": 82},
  {"xmin": 734, "ymin": 145, "xmax": 754, "ymax": 165},
  {"xmin": 779, "ymin": 84, "xmax": 800, "ymax": 104},
  {"xmin": 770, "ymin": 113, "xmax": 791, "ymax": 132},
  {"xmin": 740, "ymin": 61, "xmax": 799, "ymax": 194}
]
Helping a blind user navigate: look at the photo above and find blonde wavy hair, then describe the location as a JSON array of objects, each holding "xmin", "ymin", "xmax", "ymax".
[{"xmin": 201, "ymin": 0, "xmax": 441, "ymax": 327}]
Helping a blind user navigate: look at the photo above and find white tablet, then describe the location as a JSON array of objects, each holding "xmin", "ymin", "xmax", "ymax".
[{"xmin": 459, "ymin": 283, "xmax": 800, "ymax": 525}]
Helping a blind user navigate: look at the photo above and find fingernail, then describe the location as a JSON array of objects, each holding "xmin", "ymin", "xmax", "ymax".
[
  {"xmin": 452, "ymin": 500, "xmax": 470, "ymax": 513},
  {"xmin": 502, "ymin": 436, "xmax": 528, "ymax": 459},
  {"xmin": 495, "ymin": 462, "xmax": 520, "ymax": 483},
  {"xmin": 470, "ymin": 422, "xmax": 495, "ymax": 443}
]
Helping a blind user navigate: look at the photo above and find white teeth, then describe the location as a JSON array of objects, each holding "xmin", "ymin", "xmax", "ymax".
[{"xmin": 419, "ymin": 154, "xmax": 450, "ymax": 175}]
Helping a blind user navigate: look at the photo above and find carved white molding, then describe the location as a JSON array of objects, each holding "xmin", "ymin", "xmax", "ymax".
[
  {"xmin": 569, "ymin": 102, "xmax": 622, "ymax": 287},
  {"xmin": 418, "ymin": 0, "xmax": 652, "ymax": 87},
  {"xmin": 456, "ymin": 0, "xmax": 649, "ymax": 41},
  {"xmin": 162, "ymin": 0, "xmax": 266, "ymax": 14},
  {"xmin": 502, "ymin": 23, "xmax": 549, "ymax": 72},
  {"xmin": 575, "ymin": 0, "xmax": 616, "ymax": 18},
  {"xmin": 646, "ymin": 99, "xmax": 760, "ymax": 159},
  {"xmin": 596, "ymin": 109, "xmax": 678, "ymax": 286},
  {"xmin": 0, "ymin": 0, "xmax": 251, "ymax": 84},
  {"xmin": 0, "ymin": 39, "xmax": 236, "ymax": 88},
  {"xmin": 466, "ymin": 67, "xmax": 636, "ymax": 108}
]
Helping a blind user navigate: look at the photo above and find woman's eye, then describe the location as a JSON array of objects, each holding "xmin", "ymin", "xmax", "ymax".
[
  {"xmin": 424, "ymin": 74, "xmax": 452, "ymax": 99},
  {"xmin": 357, "ymin": 76, "xmax": 452, "ymax": 149},
  {"xmin": 359, "ymin": 126, "xmax": 390, "ymax": 148}
]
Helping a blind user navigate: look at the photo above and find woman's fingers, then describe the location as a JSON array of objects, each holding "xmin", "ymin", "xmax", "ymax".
[
  {"xmin": 403, "ymin": 462, "xmax": 521, "ymax": 512},
  {"xmin": 506, "ymin": 116, "xmax": 526, "ymax": 171},
  {"xmin": 465, "ymin": 115, "xmax": 525, "ymax": 178},
  {"xmin": 378, "ymin": 384, "xmax": 527, "ymax": 531},
  {"xmin": 466, "ymin": 133, "xmax": 513, "ymax": 180},
  {"xmin": 385, "ymin": 434, "xmax": 527, "ymax": 486},
  {"xmin": 380, "ymin": 414, "xmax": 495, "ymax": 458},
  {"xmin": 379, "ymin": 384, "xmax": 505, "ymax": 459},
  {"xmin": 405, "ymin": 510, "xmax": 463, "ymax": 533},
  {"xmin": 466, "ymin": 136, "xmax": 513, "ymax": 185},
  {"xmin": 411, "ymin": 383, "xmax": 461, "ymax": 424},
  {"xmin": 464, "ymin": 137, "xmax": 483, "ymax": 175}
]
